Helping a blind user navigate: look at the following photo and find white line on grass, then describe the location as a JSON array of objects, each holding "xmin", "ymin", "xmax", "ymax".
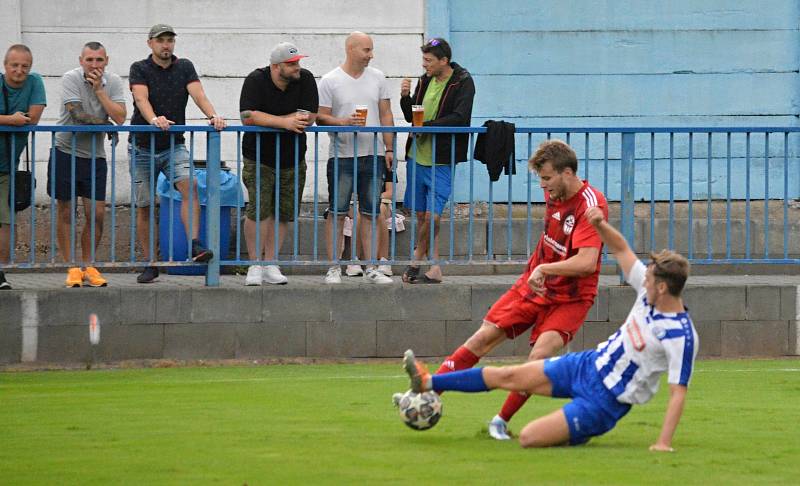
[
  {"xmin": 0, "ymin": 374, "xmax": 409, "ymax": 389},
  {"xmin": 695, "ymin": 368, "xmax": 800, "ymax": 372}
]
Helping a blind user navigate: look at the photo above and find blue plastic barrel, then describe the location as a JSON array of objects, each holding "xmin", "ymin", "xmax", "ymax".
[{"xmin": 156, "ymin": 169, "xmax": 244, "ymax": 275}]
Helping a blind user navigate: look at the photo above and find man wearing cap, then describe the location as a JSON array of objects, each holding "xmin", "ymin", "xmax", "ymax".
[
  {"xmin": 51, "ymin": 41, "xmax": 127, "ymax": 288},
  {"xmin": 128, "ymin": 24, "xmax": 227, "ymax": 284},
  {"xmin": 316, "ymin": 31, "xmax": 394, "ymax": 285},
  {"xmin": 239, "ymin": 42, "xmax": 318, "ymax": 285}
]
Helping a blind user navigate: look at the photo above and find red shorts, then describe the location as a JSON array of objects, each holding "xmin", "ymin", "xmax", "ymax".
[{"xmin": 484, "ymin": 290, "xmax": 594, "ymax": 346}]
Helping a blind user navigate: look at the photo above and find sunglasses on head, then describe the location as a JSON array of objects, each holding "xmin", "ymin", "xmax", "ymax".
[{"xmin": 426, "ymin": 39, "xmax": 441, "ymax": 47}]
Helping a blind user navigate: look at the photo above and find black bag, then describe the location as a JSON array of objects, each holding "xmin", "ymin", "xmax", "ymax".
[
  {"xmin": 2, "ymin": 74, "xmax": 35, "ymax": 212},
  {"xmin": 12, "ymin": 162, "xmax": 34, "ymax": 212}
]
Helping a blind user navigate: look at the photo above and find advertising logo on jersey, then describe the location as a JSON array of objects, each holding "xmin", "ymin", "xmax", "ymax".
[{"xmin": 563, "ymin": 215, "xmax": 575, "ymax": 235}]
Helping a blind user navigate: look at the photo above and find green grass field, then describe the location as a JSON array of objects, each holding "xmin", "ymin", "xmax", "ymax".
[{"xmin": 1, "ymin": 359, "xmax": 798, "ymax": 485}]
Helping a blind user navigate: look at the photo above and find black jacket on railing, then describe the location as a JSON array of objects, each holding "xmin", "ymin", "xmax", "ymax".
[{"xmin": 400, "ymin": 62, "xmax": 475, "ymax": 165}]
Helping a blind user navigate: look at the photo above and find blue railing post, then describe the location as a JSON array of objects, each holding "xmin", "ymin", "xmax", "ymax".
[
  {"xmin": 620, "ymin": 132, "xmax": 636, "ymax": 251},
  {"xmin": 205, "ymin": 130, "xmax": 221, "ymax": 286}
]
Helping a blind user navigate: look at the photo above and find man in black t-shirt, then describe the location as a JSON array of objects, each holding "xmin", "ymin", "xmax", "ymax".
[
  {"xmin": 239, "ymin": 42, "xmax": 318, "ymax": 285},
  {"xmin": 128, "ymin": 24, "xmax": 227, "ymax": 283}
]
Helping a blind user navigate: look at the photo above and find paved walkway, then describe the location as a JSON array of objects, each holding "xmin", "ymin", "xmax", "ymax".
[{"xmin": 4, "ymin": 271, "xmax": 800, "ymax": 290}]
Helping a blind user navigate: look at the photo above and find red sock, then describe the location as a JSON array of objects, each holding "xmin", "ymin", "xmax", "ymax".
[
  {"xmin": 436, "ymin": 346, "xmax": 480, "ymax": 375},
  {"xmin": 499, "ymin": 392, "xmax": 530, "ymax": 422}
]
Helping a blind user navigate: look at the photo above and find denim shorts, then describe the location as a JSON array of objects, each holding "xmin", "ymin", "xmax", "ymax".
[
  {"xmin": 47, "ymin": 148, "xmax": 107, "ymax": 201},
  {"xmin": 403, "ymin": 157, "xmax": 452, "ymax": 215},
  {"xmin": 128, "ymin": 144, "xmax": 191, "ymax": 207},
  {"xmin": 543, "ymin": 350, "xmax": 632, "ymax": 445},
  {"xmin": 327, "ymin": 156, "xmax": 386, "ymax": 215}
]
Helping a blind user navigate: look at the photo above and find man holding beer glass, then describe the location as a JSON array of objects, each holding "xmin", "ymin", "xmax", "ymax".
[
  {"xmin": 317, "ymin": 31, "xmax": 395, "ymax": 284},
  {"xmin": 239, "ymin": 42, "xmax": 318, "ymax": 285},
  {"xmin": 400, "ymin": 38, "xmax": 475, "ymax": 283}
]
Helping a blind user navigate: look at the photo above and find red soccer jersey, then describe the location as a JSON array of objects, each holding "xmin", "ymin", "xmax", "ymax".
[{"xmin": 512, "ymin": 181, "xmax": 608, "ymax": 303}]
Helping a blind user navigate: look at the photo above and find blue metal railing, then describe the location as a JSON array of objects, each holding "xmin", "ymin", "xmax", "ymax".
[{"xmin": 2, "ymin": 125, "xmax": 799, "ymax": 286}]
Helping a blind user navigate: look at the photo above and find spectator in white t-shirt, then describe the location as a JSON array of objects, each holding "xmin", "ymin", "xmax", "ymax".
[{"xmin": 317, "ymin": 32, "xmax": 394, "ymax": 285}]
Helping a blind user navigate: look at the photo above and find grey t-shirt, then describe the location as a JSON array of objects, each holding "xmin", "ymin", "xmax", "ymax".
[{"xmin": 55, "ymin": 67, "xmax": 126, "ymax": 159}]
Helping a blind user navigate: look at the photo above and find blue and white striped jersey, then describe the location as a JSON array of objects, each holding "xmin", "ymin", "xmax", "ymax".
[{"xmin": 594, "ymin": 260, "xmax": 698, "ymax": 404}]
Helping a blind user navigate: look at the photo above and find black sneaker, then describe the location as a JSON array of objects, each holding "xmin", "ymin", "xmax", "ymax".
[
  {"xmin": 137, "ymin": 266, "xmax": 159, "ymax": 284},
  {"xmin": 0, "ymin": 271, "xmax": 11, "ymax": 290},
  {"xmin": 191, "ymin": 240, "xmax": 213, "ymax": 263}
]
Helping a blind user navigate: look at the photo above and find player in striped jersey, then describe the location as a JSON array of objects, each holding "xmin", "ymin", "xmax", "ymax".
[{"xmin": 402, "ymin": 208, "xmax": 698, "ymax": 451}]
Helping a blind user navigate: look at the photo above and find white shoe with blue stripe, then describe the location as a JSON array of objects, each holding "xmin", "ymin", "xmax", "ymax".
[{"xmin": 488, "ymin": 415, "xmax": 511, "ymax": 440}]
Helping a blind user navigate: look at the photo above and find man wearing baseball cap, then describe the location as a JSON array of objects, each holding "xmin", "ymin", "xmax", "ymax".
[
  {"xmin": 128, "ymin": 24, "xmax": 227, "ymax": 283},
  {"xmin": 239, "ymin": 42, "xmax": 318, "ymax": 286}
]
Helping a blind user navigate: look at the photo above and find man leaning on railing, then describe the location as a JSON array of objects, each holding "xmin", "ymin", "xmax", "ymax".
[
  {"xmin": 239, "ymin": 42, "xmax": 319, "ymax": 286},
  {"xmin": 51, "ymin": 41, "xmax": 127, "ymax": 288},
  {"xmin": 0, "ymin": 44, "xmax": 46, "ymax": 290},
  {"xmin": 400, "ymin": 37, "xmax": 475, "ymax": 284},
  {"xmin": 128, "ymin": 24, "xmax": 226, "ymax": 284}
]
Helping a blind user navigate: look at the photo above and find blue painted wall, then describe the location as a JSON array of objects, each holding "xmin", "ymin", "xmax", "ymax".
[{"xmin": 425, "ymin": 0, "xmax": 800, "ymax": 202}]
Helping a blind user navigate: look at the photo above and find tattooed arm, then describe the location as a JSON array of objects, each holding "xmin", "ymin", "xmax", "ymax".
[{"xmin": 65, "ymin": 101, "xmax": 112, "ymax": 125}]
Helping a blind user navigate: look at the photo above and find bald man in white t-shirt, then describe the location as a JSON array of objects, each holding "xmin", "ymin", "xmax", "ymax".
[{"xmin": 317, "ymin": 32, "xmax": 395, "ymax": 285}]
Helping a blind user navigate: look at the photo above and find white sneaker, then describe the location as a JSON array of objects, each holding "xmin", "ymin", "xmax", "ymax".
[
  {"xmin": 262, "ymin": 265, "xmax": 288, "ymax": 285},
  {"xmin": 345, "ymin": 264, "xmax": 363, "ymax": 276},
  {"xmin": 378, "ymin": 258, "xmax": 393, "ymax": 276},
  {"xmin": 488, "ymin": 415, "xmax": 511, "ymax": 440},
  {"xmin": 325, "ymin": 266, "xmax": 342, "ymax": 284},
  {"xmin": 364, "ymin": 268, "xmax": 392, "ymax": 284},
  {"xmin": 244, "ymin": 265, "xmax": 262, "ymax": 286}
]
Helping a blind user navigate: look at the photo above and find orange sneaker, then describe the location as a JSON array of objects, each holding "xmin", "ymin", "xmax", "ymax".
[
  {"xmin": 65, "ymin": 267, "xmax": 83, "ymax": 288},
  {"xmin": 83, "ymin": 267, "xmax": 108, "ymax": 287},
  {"xmin": 403, "ymin": 349, "xmax": 431, "ymax": 393}
]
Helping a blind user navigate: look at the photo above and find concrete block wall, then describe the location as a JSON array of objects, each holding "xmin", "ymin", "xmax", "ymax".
[
  {"xmin": 0, "ymin": 0, "xmax": 426, "ymax": 203},
  {"xmin": 1, "ymin": 281, "xmax": 797, "ymax": 364}
]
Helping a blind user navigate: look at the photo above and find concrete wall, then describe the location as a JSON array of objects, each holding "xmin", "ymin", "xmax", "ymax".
[
  {"xmin": 0, "ymin": 0, "xmax": 426, "ymax": 203},
  {"xmin": 2, "ymin": 1, "xmax": 797, "ymax": 205},
  {"xmin": 1, "ymin": 281, "xmax": 797, "ymax": 363}
]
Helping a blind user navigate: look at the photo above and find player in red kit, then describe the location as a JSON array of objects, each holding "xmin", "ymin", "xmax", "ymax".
[{"xmin": 408, "ymin": 140, "xmax": 608, "ymax": 440}]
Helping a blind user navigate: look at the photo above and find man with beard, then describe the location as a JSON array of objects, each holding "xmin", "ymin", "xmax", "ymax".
[
  {"xmin": 128, "ymin": 24, "xmax": 227, "ymax": 284},
  {"xmin": 239, "ymin": 42, "xmax": 318, "ymax": 285}
]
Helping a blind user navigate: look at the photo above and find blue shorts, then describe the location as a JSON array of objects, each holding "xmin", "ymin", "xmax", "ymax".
[
  {"xmin": 129, "ymin": 144, "xmax": 192, "ymax": 207},
  {"xmin": 543, "ymin": 350, "xmax": 631, "ymax": 445},
  {"xmin": 47, "ymin": 148, "xmax": 107, "ymax": 201},
  {"xmin": 327, "ymin": 156, "xmax": 386, "ymax": 215},
  {"xmin": 403, "ymin": 157, "xmax": 452, "ymax": 215}
]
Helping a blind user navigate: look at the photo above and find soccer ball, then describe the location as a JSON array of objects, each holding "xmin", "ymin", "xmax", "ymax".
[{"xmin": 397, "ymin": 390, "xmax": 443, "ymax": 431}]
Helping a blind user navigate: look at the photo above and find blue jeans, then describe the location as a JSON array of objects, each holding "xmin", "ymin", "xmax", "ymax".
[
  {"xmin": 327, "ymin": 156, "xmax": 386, "ymax": 215},
  {"xmin": 129, "ymin": 144, "xmax": 191, "ymax": 207}
]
